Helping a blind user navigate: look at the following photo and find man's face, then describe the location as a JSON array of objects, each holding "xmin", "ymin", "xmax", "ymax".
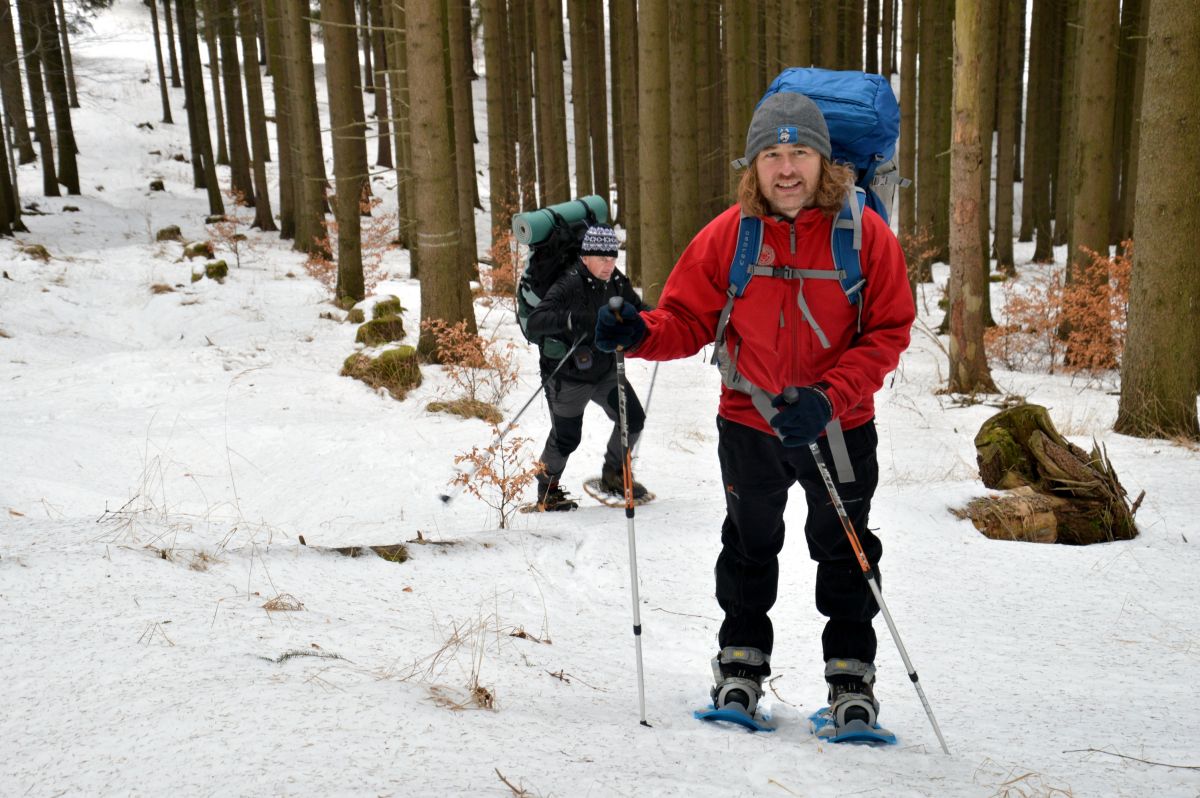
[
  {"xmin": 582, "ymin": 254, "xmax": 617, "ymax": 281},
  {"xmin": 754, "ymin": 143, "xmax": 823, "ymax": 218}
]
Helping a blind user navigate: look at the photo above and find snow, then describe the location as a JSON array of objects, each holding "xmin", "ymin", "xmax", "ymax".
[{"xmin": 2, "ymin": 2, "xmax": 1199, "ymax": 795}]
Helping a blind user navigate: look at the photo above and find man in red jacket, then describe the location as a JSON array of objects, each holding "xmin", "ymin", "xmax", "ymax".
[{"xmin": 595, "ymin": 91, "xmax": 914, "ymax": 730}]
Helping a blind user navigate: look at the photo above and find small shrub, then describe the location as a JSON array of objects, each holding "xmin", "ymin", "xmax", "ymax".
[
  {"xmin": 421, "ymin": 319, "xmax": 519, "ymax": 412},
  {"xmin": 449, "ymin": 426, "xmax": 544, "ymax": 528},
  {"xmin": 341, "ymin": 346, "xmax": 422, "ymax": 400},
  {"xmin": 204, "ymin": 260, "xmax": 229, "ymax": 282},
  {"xmin": 355, "ymin": 317, "xmax": 406, "ymax": 346},
  {"xmin": 304, "ymin": 194, "xmax": 396, "ymax": 297},
  {"xmin": 346, "ymin": 308, "xmax": 366, "ymax": 324},
  {"xmin": 206, "ymin": 189, "xmax": 254, "ymax": 269},
  {"xmin": 19, "ymin": 244, "xmax": 50, "ymax": 262},
  {"xmin": 149, "ymin": 283, "xmax": 174, "ymax": 294}
]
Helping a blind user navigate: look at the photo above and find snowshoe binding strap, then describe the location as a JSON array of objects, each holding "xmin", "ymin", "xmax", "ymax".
[{"xmin": 710, "ymin": 646, "xmax": 769, "ymax": 715}]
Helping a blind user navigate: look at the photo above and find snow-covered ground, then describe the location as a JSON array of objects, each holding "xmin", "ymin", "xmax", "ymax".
[{"xmin": 2, "ymin": 2, "xmax": 1198, "ymax": 796}]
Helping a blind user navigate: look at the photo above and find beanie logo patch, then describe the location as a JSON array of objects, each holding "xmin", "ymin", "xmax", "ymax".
[{"xmin": 777, "ymin": 126, "xmax": 798, "ymax": 144}]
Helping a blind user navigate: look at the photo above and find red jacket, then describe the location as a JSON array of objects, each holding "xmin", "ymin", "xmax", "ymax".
[{"xmin": 631, "ymin": 203, "xmax": 914, "ymax": 436}]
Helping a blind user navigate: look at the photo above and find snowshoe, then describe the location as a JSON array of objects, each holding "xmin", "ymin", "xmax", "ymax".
[
  {"xmin": 694, "ymin": 646, "xmax": 776, "ymax": 731},
  {"xmin": 810, "ymin": 658, "xmax": 896, "ymax": 744},
  {"xmin": 600, "ymin": 466, "xmax": 649, "ymax": 501}
]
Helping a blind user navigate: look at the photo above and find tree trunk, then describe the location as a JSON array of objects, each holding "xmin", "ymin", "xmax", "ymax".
[
  {"xmin": 1114, "ymin": 0, "xmax": 1200, "ymax": 440},
  {"xmin": 446, "ymin": 0, "xmax": 478, "ymax": 283},
  {"xmin": 533, "ymin": 0, "xmax": 569, "ymax": 204},
  {"xmin": 407, "ymin": 0, "xmax": 477, "ymax": 350},
  {"xmin": 725, "ymin": 0, "xmax": 753, "ymax": 198},
  {"xmin": 781, "ymin": 0, "xmax": 812, "ymax": 68},
  {"xmin": 216, "ymin": 0, "xmax": 255, "ymax": 205},
  {"xmin": 163, "ymin": 0, "xmax": 181, "ymax": 87},
  {"xmin": 382, "ymin": 0, "xmax": 415, "ymax": 259},
  {"xmin": 34, "ymin": 0, "xmax": 79, "ymax": 194},
  {"xmin": 638, "ymin": 0, "xmax": 670, "ymax": 304},
  {"xmin": 898, "ymin": 0, "xmax": 916, "ymax": 241},
  {"xmin": 613, "ymin": 0, "xmax": 638, "ymax": 279},
  {"xmin": 149, "ymin": 0, "xmax": 174, "ymax": 124},
  {"xmin": 368, "ymin": 0, "xmax": 391, "ymax": 168},
  {"xmin": 993, "ymin": 0, "xmax": 1021, "ymax": 274},
  {"xmin": 511, "ymin": 0, "xmax": 537, "ymax": 212},
  {"xmin": 976, "ymin": 0, "xmax": 998, "ymax": 326},
  {"xmin": 566, "ymin": 0, "xmax": 592, "ymax": 197},
  {"xmin": 263, "ymin": 0, "xmax": 293, "ymax": 238},
  {"xmin": 16, "ymin": 0, "xmax": 57, "ymax": 196},
  {"xmin": 1117, "ymin": 0, "xmax": 1148, "ymax": 244},
  {"xmin": 480, "ymin": 0, "xmax": 515, "ymax": 275},
  {"xmin": 866, "ymin": 0, "xmax": 879, "ymax": 73},
  {"xmin": 236, "ymin": 0, "xmax": 275, "ymax": 231},
  {"xmin": 279, "ymin": 0, "xmax": 325, "ymax": 253},
  {"xmin": 586, "ymin": 0, "xmax": 608, "ymax": 207},
  {"xmin": 929, "ymin": 0, "xmax": 952, "ymax": 263},
  {"xmin": 881, "ymin": 0, "xmax": 894, "ymax": 75},
  {"xmin": 0, "ymin": 0, "xmax": 36, "ymax": 164},
  {"xmin": 201, "ymin": 0, "xmax": 229, "ymax": 166},
  {"xmin": 177, "ymin": 0, "xmax": 223, "ymax": 214},
  {"xmin": 359, "ymin": 0, "xmax": 372, "ymax": 92},
  {"xmin": 1052, "ymin": 0, "xmax": 1080, "ymax": 246},
  {"xmin": 947, "ymin": 0, "xmax": 997, "ymax": 394},
  {"xmin": 915, "ymin": 0, "xmax": 938, "ymax": 276},
  {"xmin": 322, "ymin": 0, "xmax": 365, "ymax": 303},
  {"xmin": 53, "ymin": 0, "xmax": 76, "ymax": 107},
  {"xmin": 669, "ymin": 0, "xmax": 698, "ymax": 255}
]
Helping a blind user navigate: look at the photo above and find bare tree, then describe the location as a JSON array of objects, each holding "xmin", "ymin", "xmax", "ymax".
[
  {"xmin": 638, "ymin": 0, "xmax": 669, "ymax": 303},
  {"xmin": 237, "ymin": 0, "xmax": 275, "ymax": 230},
  {"xmin": 0, "ymin": 0, "xmax": 38, "ymax": 163},
  {"xmin": 149, "ymin": 0, "xmax": 174, "ymax": 124}
]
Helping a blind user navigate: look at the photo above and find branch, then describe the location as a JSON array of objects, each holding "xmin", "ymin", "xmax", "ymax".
[{"xmin": 1063, "ymin": 748, "xmax": 1200, "ymax": 770}]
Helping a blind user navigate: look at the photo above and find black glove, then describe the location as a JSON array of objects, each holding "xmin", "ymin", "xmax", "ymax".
[
  {"xmin": 595, "ymin": 301, "xmax": 647, "ymax": 353},
  {"xmin": 770, "ymin": 385, "xmax": 833, "ymax": 447}
]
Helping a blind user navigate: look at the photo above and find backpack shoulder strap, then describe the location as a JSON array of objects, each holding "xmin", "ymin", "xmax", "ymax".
[
  {"xmin": 830, "ymin": 188, "xmax": 867, "ymax": 330},
  {"xmin": 711, "ymin": 216, "xmax": 764, "ymax": 364}
]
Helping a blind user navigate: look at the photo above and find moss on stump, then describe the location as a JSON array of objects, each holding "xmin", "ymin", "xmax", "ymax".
[
  {"xmin": 355, "ymin": 317, "xmax": 406, "ymax": 346},
  {"xmin": 342, "ymin": 346, "xmax": 421, "ymax": 400},
  {"xmin": 372, "ymin": 296, "xmax": 404, "ymax": 320},
  {"xmin": 970, "ymin": 404, "xmax": 1139, "ymax": 544}
]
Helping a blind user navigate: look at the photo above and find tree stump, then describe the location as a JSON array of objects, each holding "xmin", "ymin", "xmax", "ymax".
[{"xmin": 968, "ymin": 404, "xmax": 1139, "ymax": 544}]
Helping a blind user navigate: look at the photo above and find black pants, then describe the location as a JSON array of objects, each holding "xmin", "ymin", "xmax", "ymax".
[
  {"xmin": 715, "ymin": 415, "xmax": 881, "ymax": 672},
  {"xmin": 539, "ymin": 370, "xmax": 645, "ymax": 481}
]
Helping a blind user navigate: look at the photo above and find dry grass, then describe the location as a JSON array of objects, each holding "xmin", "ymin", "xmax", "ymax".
[
  {"xmin": 149, "ymin": 283, "xmax": 175, "ymax": 294},
  {"xmin": 261, "ymin": 593, "xmax": 304, "ymax": 611}
]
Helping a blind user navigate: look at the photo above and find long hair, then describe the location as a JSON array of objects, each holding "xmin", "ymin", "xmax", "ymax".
[{"xmin": 737, "ymin": 158, "xmax": 856, "ymax": 218}]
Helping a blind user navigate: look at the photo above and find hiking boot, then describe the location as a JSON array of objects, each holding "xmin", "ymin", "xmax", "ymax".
[
  {"xmin": 600, "ymin": 466, "xmax": 648, "ymax": 500},
  {"xmin": 710, "ymin": 646, "xmax": 769, "ymax": 715},
  {"xmin": 825, "ymin": 658, "xmax": 880, "ymax": 728},
  {"xmin": 536, "ymin": 480, "xmax": 578, "ymax": 512}
]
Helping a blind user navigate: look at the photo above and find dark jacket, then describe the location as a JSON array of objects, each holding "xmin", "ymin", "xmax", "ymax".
[{"xmin": 526, "ymin": 260, "xmax": 647, "ymax": 382}]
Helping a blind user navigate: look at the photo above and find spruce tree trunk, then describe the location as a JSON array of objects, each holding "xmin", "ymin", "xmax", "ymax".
[
  {"xmin": 725, "ymin": 0, "xmax": 753, "ymax": 199},
  {"xmin": 16, "ymin": 0, "xmax": 57, "ymax": 196},
  {"xmin": 1065, "ymin": 0, "xmax": 1119, "ymax": 283},
  {"xmin": 0, "ymin": 0, "xmax": 36, "ymax": 164},
  {"xmin": 637, "ymin": 0, "xmax": 670, "ymax": 304},
  {"xmin": 35, "ymin": 0, "xmax": 79, "ymax": 194},
  {"xmin": 1117, "ymin": 0, "xmax": 1148, "ymax": 244},
  {"xmin": 446, "ymin": 0, "xmax": 478, "ymax": 283},
  {"xmin": 994, "ymin": 0, "xmax": 1021, "ymax": 274},
  {"xmin": 613, "ymin": 0, "xmax": 638, "ymax": 280},
  {"xmin": 898, "ymin": 0, "xmax": 916, "ymax": 241},
  {"xmin": 368, "ymin": 0, "xmax": 391, "ymax": 169},
  {"xmin": 480, "ymin": 0, "xmax": 515, "ymax": 274},
  {"xmin": 322, "ymin": 0, "xmax": 365, "ymax": 303},
  {"xmin": 1052, "ymin": 0, "xmax": 1080, "ymax": 247},
  {"xmin": 819, "ymin": 0, "xmax": 838, "ymax": 68},
  {"xmin": 216, "ymin": 0, "xmax": 254, "ymax": 205},
  {"xmin": 930, "ymin": 0, "xmax": 952, "ymax": 263},
  {"xmin": 1114, "ymin": 0, "xmax": 1200, "ymax": 440},
  {"xmin": 149, "ymin": 0, "xmax": 174, "ymax": 124},
  {"xmin": 177, "ymin": 0, "xmax": 223, "ymax": 214},
  {"xmin": 236, "ymin": 0, "xmax": 275, "ymax": 231},
  {"xmin": 566, "ymin": 0, "xmax": 592, "ymax": 197},
  {"xmin": 915, "ymin": 0, "xmax": 938, "ymax": 277},
  {"xmin": 511, "ymin": 0, "xmax": 537, "ymax": 212},
  {"xmin": 881, "ymin": 0, "xmax": 894, "ymax": 75},
  {"xmin": 948, "ymin": 0, "xmax": 997, "ymax": 394},
  {"xmin": 163, "ymin": 0, "xmax": 181, "ymax": 87},
  {"xmin": 201, "ymin": 0, "xmax": 229, "ymax": 166},
  {"xmin": 668, "ymin": 0, "xmax": 697, "ymax": 255},
  {"xmin": 279, "ymin": 0, "xmax": 324, "ymax": 254},
  {"xmin": 976, "ymin": 0, "xmax": 999, "ymax": 326},
  {"xmin": 608, "ymin": 1, "xmax": 623, "ymax": 223},
  {"xmin": 407, "ymin": 0, "xmax": 478, "ymax": 350},
  {"xmin": 53, "ymin": 0, "xmax": 76, "ymax": 107},
  {"xmin": 382, "ymin": 0, "xmax": 416, "ymax": 260},
  {"xmin": 780, "ymin": 0, "xmax": 812, "ymax": 69},
  {"xmin": 586, "ymin": 0, "xmax": 608, "ymax": 207},
  {"xmin": 263, "ymin": 0, "xmax": 293, "ymax": 238},
  {"xmin": 533, "ymin": 0, "xmax": 569, "ymax": 204},
  {"xmin": 866, "ymin": 0, "xmax": 879, "ymax": 73}
]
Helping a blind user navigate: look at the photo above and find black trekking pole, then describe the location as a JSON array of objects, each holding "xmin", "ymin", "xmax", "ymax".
[
  {"xmin": 608, "ymin": 297, "xmax": 651, "ymax": 727},
  {"xmin": 781, "ymin": 393, "xmax": 950, "ymax": 753},
  {"xmin": 439, "ymin": 334, "xmax": 586, "ymax": 505},
  {"xmin": 630, "ymin": 362, "xmax": 659, "ymax": 461}
]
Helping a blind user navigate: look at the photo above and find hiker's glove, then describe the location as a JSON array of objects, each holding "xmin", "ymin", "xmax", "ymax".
[
  {"xmin": 770, "ymin": 386, "xmax": 833, "ymax": 447},
  {"xmin": 595, "ymin": 301, "xmax": 646, "ymax": 353}
]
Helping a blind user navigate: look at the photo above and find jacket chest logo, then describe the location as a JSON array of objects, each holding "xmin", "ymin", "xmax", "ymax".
[{"xmin": 757, "ymin": 244, "xmax": 776, "ymax": 266}]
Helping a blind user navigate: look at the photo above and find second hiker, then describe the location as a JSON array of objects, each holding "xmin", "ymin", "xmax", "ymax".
[{"xmin": 526, "ymin": 223, "xmax": 651, "ymax": 511}]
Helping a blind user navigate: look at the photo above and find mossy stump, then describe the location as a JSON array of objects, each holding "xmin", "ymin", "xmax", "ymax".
[
  {"xmin": 342, "ymin": 346, "xmax": 421, "ymax": 400},
  {"xmin": 156, "ymin": 225, "xmax": 183, "ymax": 242},
  {"xmin": 184, "ymin": 241, "xmax": 215, "ymax": 260},
  {"xmin": 372, "ymin": 296, "xmax": 404, "ymax": 320},
  {"xmin": 346, "ymin": 308, "xmax": 366, "ymax": 324},
  {"xmin": 969, "ymin": 404, "xmax": 1139, "ymax": 544},
  {"xmin": 355, "ymin": 317, "xmax": 406, "ymax": 346},
  {"xmin": 205, "ymin": 260, "xmax": 228, "ymax": 282}
]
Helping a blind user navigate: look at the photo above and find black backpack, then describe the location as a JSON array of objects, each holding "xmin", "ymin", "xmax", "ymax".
[{"xmin": 515, "ymin": 205, "xmax": 600, "ymax": 360}]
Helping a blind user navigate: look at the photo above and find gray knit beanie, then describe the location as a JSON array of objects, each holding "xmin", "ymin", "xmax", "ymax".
[
  {"xmin": 580, "ymin": 224, "xmax": 619, "ymax": 258},
  {"xmin": 735, "ymin": 92, "xmax": 831, "ymax": 169}
]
